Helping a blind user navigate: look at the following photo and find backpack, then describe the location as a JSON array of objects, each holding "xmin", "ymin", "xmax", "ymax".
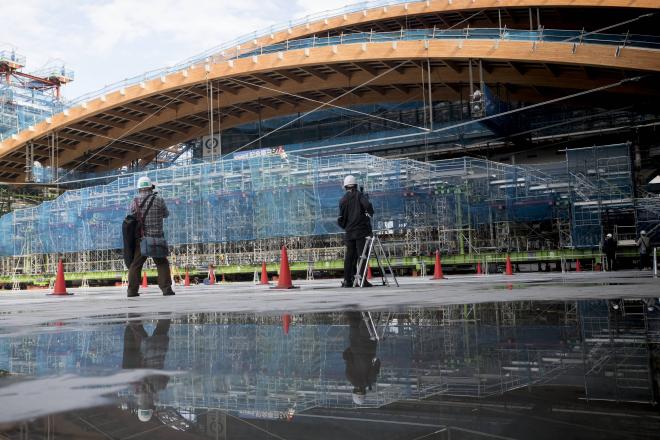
[{"xmin": 122, "ymin": 195, "xmax": 156, "ymax": 268}]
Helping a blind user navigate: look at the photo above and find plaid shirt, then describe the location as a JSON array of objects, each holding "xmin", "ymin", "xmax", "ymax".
[{"xmin": 128, "ymin": 190, "xmax": 169, "ymax": 238}]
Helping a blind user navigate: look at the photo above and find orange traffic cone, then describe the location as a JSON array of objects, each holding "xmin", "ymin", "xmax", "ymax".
[
  {"xmin": 272, "ymin": 246, "xmax": 297, "ymax": 289},
  {"xmin": 221, "ymin": 273, "xmax": 226, "ymax": 283},
  {"xmin": 184, "ymin": 270, "xmax": 190, "ymax": 287},
  {"xmin": 431, "ymin": 250, "xmax": 445, "ymax": 280},
  {"xmin": 476, "ymin": 262, "xmax": 482, "ymax": 275},
  {"xmin": 209, "ymin": 266, "xmax": 215, "ymax": 285},
  {"xmin": 575, "ymin": 259, "xmax": 582, "ymax": 272},
  {"xmin": 283, "ymin": 314, "xmax": 291, "ymax": 335},
  {"xmin": 141, "ymin": 272, "xmax": 148, "ymax": 288},
  {"xmin": 367, "ymin": 265, "xmax": 373, "ymax": 280},
  {"xmin": 49, "ymin": 259, "xmax": 72, "ymax": 296},
  {"xmin": 260, "ymin": 262, "xmax": 270, "ymax": 285},
  {"xmin": 505, "ymin": 255, "xmax": 513, "ymax": 275}
]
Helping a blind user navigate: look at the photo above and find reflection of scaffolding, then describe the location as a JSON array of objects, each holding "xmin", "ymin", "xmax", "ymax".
[
  {"xmin": 580, "ymin": 300, "xmax": 655, "ymax": 404},
  {"xmin": 0, "ymin": 302, "xmax": 656, "ymax": 419}
]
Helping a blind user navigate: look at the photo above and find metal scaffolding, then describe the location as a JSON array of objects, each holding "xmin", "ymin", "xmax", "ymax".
[{"xmin": 0, "ymin": 143, "xmax": 647, "ymax": 277}]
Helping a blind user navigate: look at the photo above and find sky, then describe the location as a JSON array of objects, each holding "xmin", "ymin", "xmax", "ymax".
[{"xmin": 0, "ymin": 0, "xmax": 356, "ymax": 100}]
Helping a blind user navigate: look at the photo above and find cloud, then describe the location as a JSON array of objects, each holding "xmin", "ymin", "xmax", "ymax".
[
  {"xmin": 0, "ymin": 0, "xmax": 370, "ymax": 98},
  {"xmin": 82, "ymin": 0, "xmax": 283, "ymax": 51}
]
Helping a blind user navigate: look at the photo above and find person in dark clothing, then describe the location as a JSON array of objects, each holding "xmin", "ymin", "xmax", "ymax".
[
  {"xmin": 343, "ymin": 312, "xmax": 381, "ymax": 405},
  {"xmin": 603, "ymin": 233, "xmax": 617, "ymax": 271},
  {"xmin": 338, "ymin": 175, "xmax": 374, "ymax": 288},
  {"xmin": 123, "ymin": 319, "xmax": 172, "ymax": 422}
]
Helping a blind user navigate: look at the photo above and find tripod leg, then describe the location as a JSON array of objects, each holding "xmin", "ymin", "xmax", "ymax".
[
  {"xmin": 377, "ymin": 237, "xmax": 399, "ymax": 287},
  {"xmin": 372, "ymin": 248, "xmax": 388, "ymax": 286}
]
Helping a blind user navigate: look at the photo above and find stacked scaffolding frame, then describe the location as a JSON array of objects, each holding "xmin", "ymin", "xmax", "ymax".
[{"xmin": 0, "ymin": 144, "xmax": 641, "ymax": 276}]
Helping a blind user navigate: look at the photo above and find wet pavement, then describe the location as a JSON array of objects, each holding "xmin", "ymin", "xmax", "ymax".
[{"xmin": 0, "ymin": 272, "xmax": 659, "ymax": 439}]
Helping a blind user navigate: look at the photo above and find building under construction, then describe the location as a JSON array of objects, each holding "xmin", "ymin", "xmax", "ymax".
[
  {"xmin": 0, "ymin": 0, "xmax": 658, "ymax": 283},
  {"xmin": 0, "ymin": 48, "xmax": 73, "ymax": 218}
]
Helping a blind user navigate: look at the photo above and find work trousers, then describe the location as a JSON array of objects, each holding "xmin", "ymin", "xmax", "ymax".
[
  {"xmin": 127, "ymin": 239, "xmax": 172, "ymax": 295},
  {"xmin": 605, "ymin": 252, "xmax": 616, "ymax": 271},
  {"xmin": 639, "ymin": 253, "xmax": 651, "ymax": 270},
  {"xmin": 344, "ymin": 236, "xmax": 367, "ymax": 286}
]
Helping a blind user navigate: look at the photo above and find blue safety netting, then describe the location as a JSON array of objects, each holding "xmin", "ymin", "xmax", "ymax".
[{"xmin": 0, "ymin": 154, "xmax": 441, "ymax": 255}]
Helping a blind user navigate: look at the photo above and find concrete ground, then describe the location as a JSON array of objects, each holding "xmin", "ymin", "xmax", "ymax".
[{"xmin": 0, "ymin": 270, "xmax": 658, "ymax": 333}]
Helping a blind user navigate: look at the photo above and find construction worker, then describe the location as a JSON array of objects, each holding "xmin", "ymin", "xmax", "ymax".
[
  {"xmin": 343, "ymin": 312, "xmax": 380, "ymax": 405},
  {"xmin": 338, "ymin": 175, "xmax": 374, "ymax": 288},
  {"xmin": 603, "ymin": 233, "xmax": 617, "ymax": 271},
  {"xmin": 637, "ymin": 230, "xmax": 651, "ymax": 270},
  {"xmin": 126, "ymin": 176, "xmax": 175, "ymax": 297},
  {"xmin": 122, "ymin": 319, "xmax": 171, "ymax": 422}
]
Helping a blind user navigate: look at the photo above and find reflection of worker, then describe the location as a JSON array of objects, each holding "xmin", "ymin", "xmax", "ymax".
[
  {"xmin": 642, "ymin": 297, "xmax": 658, "ymax": 312},
  {"xmin": 338, "ymin": 176, "xmax": 374, "ymax": 288},
  {"xmin": 343, "ymin": 312, "xmax": 380, "ymax": 405},
  {"xmin": 123, "ymin": 319, "xmax": 171, "ymax": 422},
  {"xmin": 603, "ymin": 233, "xmax": 617, "ymax": 271}
]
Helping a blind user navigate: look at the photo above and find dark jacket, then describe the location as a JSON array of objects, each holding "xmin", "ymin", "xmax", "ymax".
[
  {"xmin": 338, "ymin": 189, "xmax": 374, "ymax": 240},
  {"xmin": 603, "ymin": 237, "xmax": 617, "ymax": 255},
  {"xmin": 123, "ymin": 320, "xmax": 171, "ymax": 395},
  {"xmin": 343, "ymin": 312, "xmax": 380, "ymax": 392}
]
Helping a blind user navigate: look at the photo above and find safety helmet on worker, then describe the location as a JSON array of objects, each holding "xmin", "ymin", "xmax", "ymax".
[
  {"xmin": 137, "ymin": 176, "xmax": 153, "ymax": 190},
  {"xmin": 343, "ymin": 175, "xmax": 357, "ymax": 188},
  {"xmin": 137, "ymin": 409, "xmax": 153, "ymax": 422},
  {"xmin": 641, "ymin": 230, "xmax": 647, "ymax": 235},
  {"xmin": 606, "ymin": 233, "xmax": 613, "ymax": 238},
  {"xmin": 137, "ymin": 389, "xmax": 155, "ymax": 422}
]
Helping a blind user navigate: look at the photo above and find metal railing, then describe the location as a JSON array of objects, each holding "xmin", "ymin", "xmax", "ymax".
[{"xmin": 0, "ymin": 50, "xmax": 26, "ymax": 66}]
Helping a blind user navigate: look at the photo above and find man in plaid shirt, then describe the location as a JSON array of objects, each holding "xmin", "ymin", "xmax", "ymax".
[{"xmin": 127, "ymin": 176, "xmax": 175, "ymax": 297}]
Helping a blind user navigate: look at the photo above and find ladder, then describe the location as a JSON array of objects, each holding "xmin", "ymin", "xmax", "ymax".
[
  {"xmin": 361, "ymin": 311, "xmax": 392, "ymax": 341},
  {"xmin": 354, "ymin": 235, "xmax": 399, "ymax": 288}
]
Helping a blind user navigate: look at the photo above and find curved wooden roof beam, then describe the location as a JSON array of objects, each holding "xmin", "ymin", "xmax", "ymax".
[
  {"xmin": 226, "ymin": 0, "xmax": 657, "ymax": 54},
  {"xmin": 0, "ymin": 38, "xmax": 657, "ymax": 179}
]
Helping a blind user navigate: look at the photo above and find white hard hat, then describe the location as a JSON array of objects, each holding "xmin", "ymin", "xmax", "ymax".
[
  {"xmin": 606, "ymin": 233, "xmax": 612, "ymax": 238},
  {"xmin": 343, "ymin": 175, "xmax": 357, "ymax": 187},
  {"xmin": 641, "ymin": 230, "xmax": 647, "ymax": 235},
  {"xmin": 137, "ymin": 409, "xmax": 153, "ymax": 422},
  {"xmin": 352, "ymin": 392, "xmax": 366, "ymax": 405},
  {"xmin": 137, "ymin": 176, "xmax": 153, "ymax": 190}
]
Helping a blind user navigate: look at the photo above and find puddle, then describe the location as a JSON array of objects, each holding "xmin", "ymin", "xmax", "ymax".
[
  {"xmin": 1, "ymin": 299, "xmax": 659, "ymax": 439},
  {"xmin": 492, "ymin": 282, "xmax": 635, "ymax": 290}
]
